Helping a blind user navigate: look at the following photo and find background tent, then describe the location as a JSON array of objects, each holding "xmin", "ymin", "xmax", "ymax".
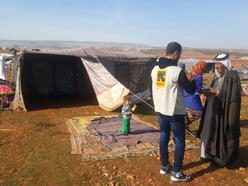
[
  {"xmin": 0, "ymin": 54, "xmax": 6, "ymax": 80},
  {"xmin": 10, "ymin": 48, "xmax": 156, "ymax": 111},
  {"xmin": 178, "ymin": 58, "xmax": 215, "ymax": 73},
  {"xmin": 235, "ymin": 66, "xmax": 248, "ymax": 81}
]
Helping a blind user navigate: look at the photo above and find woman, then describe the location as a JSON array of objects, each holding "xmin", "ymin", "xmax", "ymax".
[{"xmin": 184, "ymin": 61, "xmax": 207, "ymax": 128}]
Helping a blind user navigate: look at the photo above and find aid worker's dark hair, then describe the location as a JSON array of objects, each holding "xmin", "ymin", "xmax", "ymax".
[{"xmin": 166, "ymin": 42, "xmax": 182, "ymax": 55}]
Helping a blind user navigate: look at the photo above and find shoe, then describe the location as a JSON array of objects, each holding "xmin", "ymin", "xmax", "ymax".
[
  {"xmin": 171, "ymin": 171, "xmax": 191, "ymax": 182},
  {"xmin": 200, "ymin": 157, "xmax": 212, "ymax": 163},
  {"xmin": 159, "ymin": 164, "xmax": 172, "ymax": 175}
]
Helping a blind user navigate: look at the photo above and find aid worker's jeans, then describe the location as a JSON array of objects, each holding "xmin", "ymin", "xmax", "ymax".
[{"xmin": 158, "ymin": 113, "xmax": 185, "ymax": 172}]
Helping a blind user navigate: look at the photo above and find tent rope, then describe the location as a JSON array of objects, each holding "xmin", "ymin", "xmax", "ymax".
[
  {"xmin": 94, "ymin": 56, "xmax": 102, "ymax": 64},
  {"xmin": 94, "ymin": 56, "xmax": 154, "ymax": 109},
  {"xmin": 93, "ymin": 56, "xmax": 196, "ymax": 138},
  {"xmin": 129, "ymin": 90, "xmax": 154, "ymax": 110},
  {"xmin": 130, "ymin": 90, "xmax": 195, "ymax": 137}
]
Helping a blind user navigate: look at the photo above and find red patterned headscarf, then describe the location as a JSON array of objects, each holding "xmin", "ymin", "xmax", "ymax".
[{"xmin": 187, "ymin": 61, "xmax": 207, "ymax": 80}]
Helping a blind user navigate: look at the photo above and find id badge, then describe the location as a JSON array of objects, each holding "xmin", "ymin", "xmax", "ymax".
[{"xmin": 156, "ymin": 69, "xmax": 167, "ymax": 88}]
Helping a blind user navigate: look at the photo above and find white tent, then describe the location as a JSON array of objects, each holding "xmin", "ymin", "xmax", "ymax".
[
  {"xmin": 0, "ymin": 55, "xmax": 6, "ymax": 80},
  {"xmin": 178, "ymin": 58, "xmax": 214, "ymax": 73}
]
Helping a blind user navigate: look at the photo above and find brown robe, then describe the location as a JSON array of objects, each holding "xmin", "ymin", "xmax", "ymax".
[{"xmin": 197, "ymin": 70, "xmax": 241, "ymax": 166}]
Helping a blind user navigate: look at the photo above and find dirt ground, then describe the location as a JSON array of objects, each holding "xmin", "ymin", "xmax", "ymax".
[{"xmin": 0, "ymin": 95, "xmax": 248, "ymax": 186}]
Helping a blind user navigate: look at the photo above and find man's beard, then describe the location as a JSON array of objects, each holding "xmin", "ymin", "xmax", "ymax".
[{"xmin": 215, "ymin": 69, "xmax": 226, "ymax": 78}]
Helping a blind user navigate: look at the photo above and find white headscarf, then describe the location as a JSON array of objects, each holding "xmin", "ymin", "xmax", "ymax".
[{"xmin": 214, "ymin": 53, "xmax": 232, "ymax": 70}]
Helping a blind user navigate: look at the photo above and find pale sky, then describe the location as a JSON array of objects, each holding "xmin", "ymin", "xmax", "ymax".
[{"xmin": 1, "ymin": 0, "xmax": 248, "ymax": 49}]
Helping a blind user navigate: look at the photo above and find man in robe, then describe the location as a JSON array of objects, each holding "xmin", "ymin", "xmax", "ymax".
[{"xmin": 197, "ymin": 53, "xmax": 241, "ymax": 166}]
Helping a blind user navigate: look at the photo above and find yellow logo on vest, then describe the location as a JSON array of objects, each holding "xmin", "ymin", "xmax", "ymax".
[{"xmin": 156, "ymin": 69, "xmax": 167, "ymax": 88}]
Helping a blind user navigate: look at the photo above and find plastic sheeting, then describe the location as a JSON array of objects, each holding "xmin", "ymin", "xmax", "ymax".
[
  {"xmin": 237, "ymin": 67, "xmax": 248, "ymax": 75},
  {"xmin": 81, "ymin": 58, "xmax": 129, "ymax": 111},
  {"xmin": 10, "ymin": 57, "xmax": 27, "ymax": 111},
  {"xmin": 0, "ymin": 55, "xmax": 6, "ymax": 80}
]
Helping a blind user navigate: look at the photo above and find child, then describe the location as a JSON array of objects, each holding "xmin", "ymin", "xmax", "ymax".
[{"xmin": 121, "ymin": 95, "xmax": 133, "ymax": 135}]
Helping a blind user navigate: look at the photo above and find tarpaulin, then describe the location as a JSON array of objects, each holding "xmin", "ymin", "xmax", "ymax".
[{"xmin": 82, "ymin": 58, "xmax": 129, "ymax": 111}]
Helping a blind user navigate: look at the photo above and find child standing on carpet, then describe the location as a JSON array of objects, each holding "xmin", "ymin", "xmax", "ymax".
[{"xmin": 121, "ymin": 95, "xmax": 133, "ymax": 135}]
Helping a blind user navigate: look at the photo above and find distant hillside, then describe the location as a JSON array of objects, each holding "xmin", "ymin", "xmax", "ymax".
[
  {"xmin": 0, "ymin": 40, "xmax": 149, "ymax": 50},
  {"xmin": 1, "ymin": 40, "xmax": 248, "ymax": 59},
  {"xmin": 191, "ymin": 48, "xmax": 248, "ymax": 57},
  {"xmin": 139, "ymin": 47, "xmax": 248, "ymax": 59}
]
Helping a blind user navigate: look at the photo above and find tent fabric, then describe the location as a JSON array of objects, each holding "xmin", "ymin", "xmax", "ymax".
[
  {"xmin": 0, "ymin": 55, "xmax": 6, "ymax": 80},
  {"xmin": 82, "ymin": 58, "xmax": 129, "ymax": 111},
  {"xmin": 9, "ymin": 60, "xmax": 27, "ymax": 111},
  {"xmin": 131, "ymin": 89, "xmax": 151, "ymax": 104},
  {"xmin": 20, "ymin": 54, "xmax": 91, "ymax": 99},
  {"xmin": 10, "ymin": 48, "xmax": 156, "ymax": 111},
  {"xmin": 236, "ymin": 67, "xmax": 248, "ymax": 76},
  {"xmin": 99, "ymin": 57, "xmax": 155, "ymax": 93},
  {"xmin": 23, "ymin": 47, "xmax": 154, "ymax": 59}
]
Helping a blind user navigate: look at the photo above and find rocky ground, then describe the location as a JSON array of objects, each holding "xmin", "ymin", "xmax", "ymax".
[{"xmin": 0, "ymin": 94, "xmax": 247, "ymax": 185}]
